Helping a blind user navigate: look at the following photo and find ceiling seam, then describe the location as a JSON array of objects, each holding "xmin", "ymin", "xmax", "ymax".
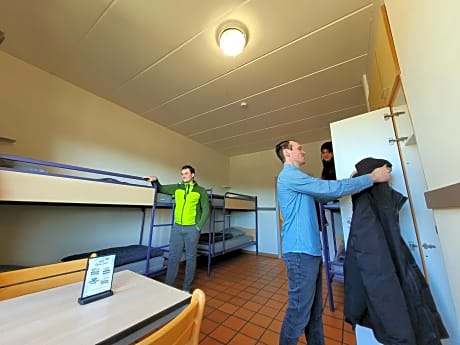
[
  {"xmin": 170, "ymin": 54, "xmax": 368, "ymax": 127},
  {"xmin": 203, "ymin": 103, "xmax": 366, "ymax": 145},
  {"xmin": 220, "ymin": 126, "xmax": 331, "ymax": 152},
  {"xmin": 78, "ymin": 0, "xmax": 119, "ymax": 44},
  {"xmin": 188, "ymin": 84, "xmax": 363, "ymax": 137}
]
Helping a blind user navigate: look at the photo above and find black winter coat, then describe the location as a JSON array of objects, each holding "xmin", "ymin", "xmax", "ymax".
[{"xmin": 344, "ymin": 158, "xmax": 448, "ymax": 345}]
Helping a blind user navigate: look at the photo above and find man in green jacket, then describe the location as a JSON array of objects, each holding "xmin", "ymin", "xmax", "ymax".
[{"xmin": 145, "ymin": 165, "xmax": 210, "ymax": 291}]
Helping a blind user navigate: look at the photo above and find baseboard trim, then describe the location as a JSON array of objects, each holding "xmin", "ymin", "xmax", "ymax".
[{"xmin": 241, "ymin": 249, "xmax": 279, "ymax": 259}]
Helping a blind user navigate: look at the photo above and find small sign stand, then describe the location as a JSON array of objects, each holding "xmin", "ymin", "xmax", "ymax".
[{"xmin": 78, "ymin": 254, "xmax": 116, "ymax": 305}]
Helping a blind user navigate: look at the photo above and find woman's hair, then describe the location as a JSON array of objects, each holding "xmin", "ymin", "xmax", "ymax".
[{"xmin": 320, "ymin": 141, "xmax": 333, "ymax": 153}]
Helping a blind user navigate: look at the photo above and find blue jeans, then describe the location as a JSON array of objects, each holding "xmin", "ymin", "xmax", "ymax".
[
  {"xmin": 279, "ymin": 253, "xmax": 324, "ymax": 345},
  {"xmin": 165, "ymin": 224, "xmax": 200, "ymax": 291}
]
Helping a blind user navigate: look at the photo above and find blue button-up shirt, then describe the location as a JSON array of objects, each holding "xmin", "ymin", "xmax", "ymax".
[{"xmin": 277, "ymin": 163, "xmax": 372, "ymax": 256}]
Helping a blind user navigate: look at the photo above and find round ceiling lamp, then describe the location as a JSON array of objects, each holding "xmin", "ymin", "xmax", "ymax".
[{"xmin": 218, "ymin": 26, "xmax": 247, "ymax": 56}]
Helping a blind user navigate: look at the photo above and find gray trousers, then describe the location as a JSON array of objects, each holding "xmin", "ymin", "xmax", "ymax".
[{"xmin": 165, "ymin": 223, "xmax": 200, "ymax": 291}]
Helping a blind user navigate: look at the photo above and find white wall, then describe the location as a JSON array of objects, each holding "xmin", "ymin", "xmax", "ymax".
[
  {"xmin": 0, "ymin": 51, "xmax": 229, "ymax": 265},
  {"xmin": 385, "ymin": 0, "xmax": 460, "ymax": 340},
  {"xmin": 229, "ymin": 140, "xmax": 326, "ymax": 255}
]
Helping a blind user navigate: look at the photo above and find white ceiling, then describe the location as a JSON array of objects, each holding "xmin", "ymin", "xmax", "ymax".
[{"xmin": 0, "ymin": 0, "xmax": 378, "ymax": 156}]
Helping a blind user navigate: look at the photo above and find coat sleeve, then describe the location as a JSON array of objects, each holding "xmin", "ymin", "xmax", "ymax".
[
  {"xmin": 196, "ymin": 188, "xmax": 210, "ymax": 231},
  {"xmin": 152, "ymin": 180, "xmax": 179, "ymax": 195}
]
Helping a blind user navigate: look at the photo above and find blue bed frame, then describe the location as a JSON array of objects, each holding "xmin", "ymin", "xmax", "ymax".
[{"xmin": 199, "ymin": 191, "xmax": 259, "ymax": 276}]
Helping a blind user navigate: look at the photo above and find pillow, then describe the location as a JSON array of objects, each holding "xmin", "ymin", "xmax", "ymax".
[{"xmin": 227, "ymin": 227, "xmax": 246, "ymax": 238}]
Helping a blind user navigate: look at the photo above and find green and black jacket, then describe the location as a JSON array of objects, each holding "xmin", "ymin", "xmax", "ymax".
[{"xmin": 154, "ymin": 180, "xmax": 210, "ymax": 231}]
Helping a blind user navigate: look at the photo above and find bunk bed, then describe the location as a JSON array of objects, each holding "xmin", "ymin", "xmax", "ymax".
[
  {"xmin": 0, "ymin": 153, "xmax": 165, "ymax": 276},
  {"xmin": 198, "ymin": 192, "xmax": 258, "ymax": 275}
]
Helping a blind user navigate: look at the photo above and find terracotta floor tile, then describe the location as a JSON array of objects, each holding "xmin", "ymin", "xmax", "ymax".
[
  {"xmin": 252, "ymin": 294, "xmax": 269, "ymax": 305},
  {"xmin": 228, "ymin": 333, "xmax": 258, "ymax": 345},
  {"xmin": 207, "ymin": 297, "xmax": 225, "ymax": 309},
  {"xmin": 240, "ymin": 322, "xmax": 265, "ymax": 340},
  {"xmin": 202, "ymin": 287, "xmax": 220, "ymax": 298},
  {"xmin": 246, "ymin": 286, "xmax": 260, "ymax": 295},
  {"xmin": 323, "ymin": 314, "xmax": 345, "ymax": 329},
  {"xmin": 324, "ymin": 324, "xmax": 343, "ymax": 342},
  {"xmin": 257, "ymin": 290, "xmax": 274, "ymax": 299},
  {"xmin": 325, "ymin": 338, "xmax": 343, "ymax": 345},
  {"xmin": 239, "ymin": 291, "xmax": 254, "ymax": 300},
  {"xmin": 233, "ymin": 306, "xmax": 256, "ymax": 320},
  {"xmin": 268, "ymin": 318, "xmax": 282, "ymax": 333},
  {"xmin": 251, "ymin": 313, "xmax": 273, "ymax": 328},
  {"xmin": 258, "ymin": 329, "xmax": 279, "ymax": 345},
  {"xmin": 342, "ymin": 329, "xmax": 357, "ymax": 345},
  {"xmin": 244, "ymin": 300, "xmax": 263, "ymax": 312},
  {"xmin": 201, "ymin": 318, "xmax": 220, "ymax": 335},
  {"xmin": 224, "ymin": 315, "xmax": 247, "ymax": 331},
  {"xmin": 343, "ymin": 322, "xmax": 355, "ymax": 333},
  {"xmin": 209, "ymin": 325, "xmax": 237, "ymax": 344},
  {"xmin": 200, "ymin": 336, "xmax": 225, "ymax": 345},
  {"xmin": 207, "ymin": 309, "xmax": 230, "ymax": 324},
  {"xmin": 266, "ymin": 298, "xmax": 285, "ymax": 310},
  {"xmin": 276, "ymin": 291, "xmax": 288, "ymax": 300},
  {"xmin": 275, "ymin": 309, "xmax": 285, "ymax": 321},
  {"xmin": 229, "ymin": 296, "xmax": 248, "ymax": 307},
  {"xmin": 219, "ymin": 302, "xmax": 239, "ymax": 315},
  {"xmin": 258, "ymin": 305, "xmax": 279, "ymax": 318}
]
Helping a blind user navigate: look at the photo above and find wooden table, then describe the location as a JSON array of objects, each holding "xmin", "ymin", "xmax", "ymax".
[{"xmin": 0, "ymin": 270, "xmax": 191, "ymax": 344}]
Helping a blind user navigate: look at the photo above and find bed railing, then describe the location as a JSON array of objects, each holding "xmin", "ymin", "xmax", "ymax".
[{"xmin": 0, "ymin": 153, "xmax": 148, "ymax": 187}]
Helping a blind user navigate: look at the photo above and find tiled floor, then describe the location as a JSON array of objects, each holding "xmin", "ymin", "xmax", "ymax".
[{"xmin": 155, "ymin": 252, "xmax": 356, "ymax": 345}]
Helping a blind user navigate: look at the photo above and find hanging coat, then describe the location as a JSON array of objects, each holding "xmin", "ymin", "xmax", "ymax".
[{"xmin": 344, "ymin": 158, "xmax": 448, "ymax": 345}]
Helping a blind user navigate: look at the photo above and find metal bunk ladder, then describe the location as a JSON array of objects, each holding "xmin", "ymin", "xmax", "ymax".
[
  {"xmin": 142, "ymin": 182, "xmax": 174, "ymax": 276},
  {"xmin": 319, "ymin": 202, "xmax": 344, "ymax": 312}
]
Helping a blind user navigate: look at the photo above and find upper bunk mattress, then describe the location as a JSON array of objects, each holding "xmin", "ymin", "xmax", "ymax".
[{"xmin": 0, "ymin": 169, "xmax": 155, "ymax": 206}]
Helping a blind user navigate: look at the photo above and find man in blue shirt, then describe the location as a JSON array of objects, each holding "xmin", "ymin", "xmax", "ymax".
[{"xmin": 275, "ymin": 140, "xmax": 391, "ymax": 345}]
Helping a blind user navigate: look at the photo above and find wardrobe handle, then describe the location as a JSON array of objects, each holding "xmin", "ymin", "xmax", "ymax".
[
  {"xmin": 407, "ymin": 241, "xmax": 418, "ymax": 249},
  {"xmin": 422, "ymin": 243, "xmax": 436, "ymax": 250},
  {"xmin": 388, "ymin": 136, "xmax": 409, "ymax": 145}
]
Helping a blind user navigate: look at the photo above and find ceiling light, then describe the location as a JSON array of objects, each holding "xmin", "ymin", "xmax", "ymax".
[{"xmin": 218, "ymin": 27, "xmax": 247, "ymax": 56}]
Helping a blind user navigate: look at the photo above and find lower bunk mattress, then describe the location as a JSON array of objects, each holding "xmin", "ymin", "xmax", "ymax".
[
  {"xmin": 0, "ymin": 265, "xmax": 29, "ymax": 273},
  {"xmin": 61, "ymin": 244, "xmax": 165, "ymax": 274},
  {"xmin": 197, "ymin": 227, "xmax": 255, "ymax": 254}
]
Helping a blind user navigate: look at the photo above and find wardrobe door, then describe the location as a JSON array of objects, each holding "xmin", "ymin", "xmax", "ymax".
[{"xmin": 330, "ymin": 107, "xmax": 423, "ymax": 269}]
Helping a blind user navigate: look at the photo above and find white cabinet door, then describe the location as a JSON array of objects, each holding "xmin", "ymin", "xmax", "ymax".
[
  {"xmin": 331, "ymin": 106, "xmax": 457, "ymax": 344},
  {"xmin": 330, "ymin": 107, "xmax": 422, "ymax": 269}
]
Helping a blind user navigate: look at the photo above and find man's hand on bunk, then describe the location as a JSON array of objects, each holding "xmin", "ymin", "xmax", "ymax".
[{"xmin": 143, "ymin": 176, "xmax": 158, "ymax": 183}]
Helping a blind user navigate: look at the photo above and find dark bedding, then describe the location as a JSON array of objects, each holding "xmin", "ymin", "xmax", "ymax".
[
  {"xmin": 61, "ymin": 245, "xmax": 163, "ymax": 267},
  {"xmin": 199, "ymin": 232, "xmax": 233, "ymax": 244}
]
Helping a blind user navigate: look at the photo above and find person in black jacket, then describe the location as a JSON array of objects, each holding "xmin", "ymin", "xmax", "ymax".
[
  {"xmin": 344, "ymin": 157, "xmax": 448, "ymax": 345},
  {"xmin": 320, "ymin": 141, "xmax": 336, "ymax": 180}
]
